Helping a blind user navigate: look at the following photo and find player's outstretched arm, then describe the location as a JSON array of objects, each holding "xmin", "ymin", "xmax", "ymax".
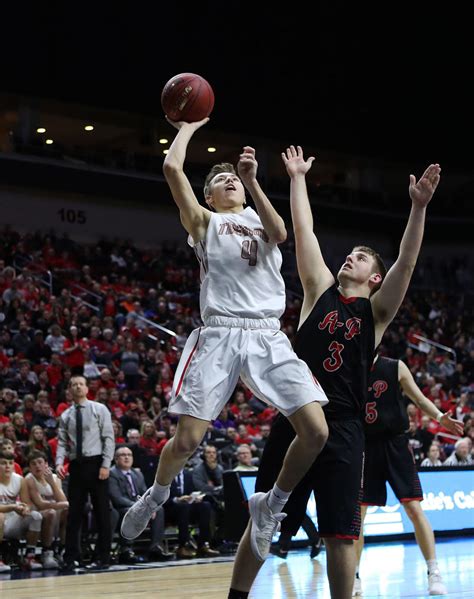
[
  {"xmin": 398, "ymin": 360, "xmax": 463, "ymax": 436},
  {"xmin": 282, "ymin": 146, "xmax": 334, "ymax": 303},
  {"xmin": 237, "ymin": 146, "xmax": 287, "ymax": 244},
  {"xmin": 163, "ymin": 117, "xmax": 212, "ymax": 242},
  {"xmin": 372, "ymin": 164, "xmax": 441, "ymax": 343}
]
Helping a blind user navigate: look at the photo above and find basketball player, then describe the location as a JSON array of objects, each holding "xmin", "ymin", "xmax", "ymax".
[
  {"xmin": 228, "ymin": 146, "xmax": 441, "ymax": 599},
  {"xmin": 121, "ymin": 119, "xmax": 329, "ymax": 564},
  {"xmin": 353, "ymin": 355, "xmax": 463, "ymax": 596}
]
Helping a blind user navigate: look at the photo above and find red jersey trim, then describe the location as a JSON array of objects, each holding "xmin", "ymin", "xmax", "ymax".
[{"xmin": 339, "ymin": 294, "xmax": 357, "ymax": 304}]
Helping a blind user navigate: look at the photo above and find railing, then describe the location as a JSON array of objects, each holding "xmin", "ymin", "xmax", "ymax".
[
  {"xmin": 410, "ymin": 334, "xmax": 457, "ymax": 363},
  {"xmin": 13, "ymin": 256, "xmax": 53, "ymax": 295},
  {"xmin": 69, "ymin": 281, "xmax": 102, "ymax": 313}
]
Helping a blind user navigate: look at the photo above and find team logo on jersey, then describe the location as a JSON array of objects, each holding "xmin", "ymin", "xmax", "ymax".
[
  {"xmin": 318, "ymin": 311, "xmax": 362, "ymax": 340},
  {"xmin": 218, "ymin": 222, "xmax": 269, "ymax": 242},
  {"xmin": 370, "ymin": 380, "xmax": 388, "ymax": 398},
  {"xmin": 344, "ymin": 317, "xmax": 361, "ymax": 340},
  {"xmin": 318, "ymin": 311, "xmax": 344, "ymax": 334}
]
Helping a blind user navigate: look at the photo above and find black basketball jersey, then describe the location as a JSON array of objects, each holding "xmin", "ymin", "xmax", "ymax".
[
  {"xmin": 294, "ymin": 284, "xmax": 375, "ymax": 419},
  {"xmin": 364, "ymin": 356, "xmax": 409, "ymax": 437}
]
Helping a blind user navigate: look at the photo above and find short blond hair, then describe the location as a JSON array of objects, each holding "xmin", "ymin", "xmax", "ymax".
[{"xmin": 203, "ymin": 163, "xmax": 236, "ymax": 199}]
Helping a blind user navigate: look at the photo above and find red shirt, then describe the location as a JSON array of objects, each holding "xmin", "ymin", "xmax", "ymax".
[
  {"xmin": 139, "ymin": 437, "xmax": 161, "ymax": 455},
  {"xmin": 63, "ymin": 339, "xmax": 87, "ymax": 368},
  {"xmin": 47, "ymin": 364, "xmax": 63, "ymax": 387}
]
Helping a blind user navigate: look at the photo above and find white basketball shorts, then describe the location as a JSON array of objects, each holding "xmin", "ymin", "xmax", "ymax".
[{"xmin": 169, "ymin": 316, "xmax": 328, "ymax": 422}]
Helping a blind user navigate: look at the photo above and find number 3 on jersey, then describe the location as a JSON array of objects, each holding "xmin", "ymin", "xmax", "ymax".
[
  {"xmin": 323, "ymin": 340, "xmax": 344, "ymax": 372},
  {"xmin": 241, "ymin": 240, "xmax": 258, "ymax": 266}
]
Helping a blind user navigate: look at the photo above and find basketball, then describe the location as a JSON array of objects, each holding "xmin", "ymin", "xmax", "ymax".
[{"xmin": 161, "ymin": 73, "xmax": 215, "ymax": 123}]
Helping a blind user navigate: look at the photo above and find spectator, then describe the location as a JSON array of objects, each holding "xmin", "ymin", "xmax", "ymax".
[
  {"xmin": 83, "ymin": 350, "xmax": 101, "ymax": 380},
  {"xmin": 254, "ymin": 424, "xmax": 271, "ymax": 457},
  {"xmin": 108, "ymin": 445, "xmax": 173, "ymax": 563},
  {"xmin": 26, "ymin": 330, "xmax": 52, "ymax": 365},
  {"xmin": 63, "ymin": 325, "xmax": 88, "ymax": 376},
  {"xmin": 192, "ymin": 445, "xmax": 224, "ymax": 497},
  {"xmin": 11, "ymin": 321, "xmax": 33, "ymax": 356},
  {"xmin": 420, "ymin": 443, "xmax": 443, "ymax": 467},
  {"xmin": 45, "ymin": 324, "xmax": 66, "ymax": 355},
  {"xmin": 10, "ymin": 362, "xmax": 37, "ymax": 398},
  {"xmin": 0, "ymin": 439, "xmax": 23, "ymax": 475},
  {"xmin": 220, "ymin": 427, "xmax": 240, "ymax": 470},
  {"xmin": 443, "ymin": 438, "xmax": 473, "ymax": 466},
  {"xmin": 25, "ymin": 425, "xmax": 54, "ymax": 465},
  {"xmin": 233, "ymin": 444, "xmax": 258, "ymax": 472},
  {"xmin": 164, "ymin": 468, "xmax": 220, "ymax": 559},
  {"xmin": 11, "ymin": 412, "xmax": 29, "ymax": 441},
  {"xmin": 114, "ymin": 338, "xmax": 144, "ymax": 391}
]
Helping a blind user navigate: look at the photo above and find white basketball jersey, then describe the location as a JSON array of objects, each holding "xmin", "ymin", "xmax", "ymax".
[
  {"xmin": 0, "ymin": 472, "xmax": 22, "ymax": 504},
  {"xmin": 26, "ymin": 472, "xmax": 59, "ymax": 501},
  {"xmin": 189, "ymin": 207, "xmax": 286, "ymax": 320}
]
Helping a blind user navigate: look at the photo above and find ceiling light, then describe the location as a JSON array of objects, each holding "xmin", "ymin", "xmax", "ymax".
[
  {"xmin": 36, "ymin": 127, "xmax": 46, "ymax": 134},
  {"xmin": 84, "ymin": 125, "xmax": 94, "ymax": 131},
  {"xmin": 45, "ymin": 139, "xmax": 54, "ymax": 145},
  {"xmin": 163, "ymin": 149, "xmax": 169, "ymax": 155},
  {"xmin": 159, "ymin": 138, "xmax": 168, "ymax": 144},
  {"xmin": 207, "ymin": 147, "xmax": 217, "ymax": 153}
]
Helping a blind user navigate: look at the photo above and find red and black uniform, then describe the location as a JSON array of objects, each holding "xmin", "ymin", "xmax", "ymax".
[
  {"xmin": 362, "ymin": 356, "xmax": 423, "ymax": 505},
  {"xmin": 256, "ymin": 285, "xmax": 374, "ymax": 539}
]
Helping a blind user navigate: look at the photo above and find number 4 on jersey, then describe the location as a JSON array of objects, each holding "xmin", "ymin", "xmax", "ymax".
[{"xmin": 241, "ymin": 240, "xmax": 258, "ymax": 266}]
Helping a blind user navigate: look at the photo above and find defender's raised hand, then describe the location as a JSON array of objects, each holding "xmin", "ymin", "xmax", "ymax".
[
  {"xmin": 409, "ymin": 163, "xmax": 441, "ymax": 207},
  {"xmin": 281, "ymin": 145, "xmax": 315, "ymax": 178}
]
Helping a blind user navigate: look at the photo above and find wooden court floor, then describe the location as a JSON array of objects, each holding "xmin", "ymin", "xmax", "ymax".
[{"xmin": 1, "ymin": 537, "xmax": 472, "ymax": 598}]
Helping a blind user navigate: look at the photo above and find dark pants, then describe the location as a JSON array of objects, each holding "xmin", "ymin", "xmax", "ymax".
[
  {"xmin": 111, "ymin": 506, "xmax": 166, "ymax": 549},
  {"xmin": 64, "ymin": 456, "xmax": 111, "ymax": 563},
  {"xmin": 165, "ymin": 500, "xmax": 212, "ymax": 547}
]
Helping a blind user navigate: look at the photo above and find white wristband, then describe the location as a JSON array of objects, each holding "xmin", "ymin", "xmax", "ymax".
[{"xmin": 436, "ymin": 413, "xmax": 443, "ymax": 423}]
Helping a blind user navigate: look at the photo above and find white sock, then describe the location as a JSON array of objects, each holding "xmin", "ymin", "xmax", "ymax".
[
  {"xmin": 427, "ymin": 559, "xmax": 439, "ymax": 574},
  {"xmin": 266, "ymin": 484, "xmax": 291, "ymax": 514},
  {"xmin": 149, "ymin": 481, "xmax": 170, "ymax": 506}
]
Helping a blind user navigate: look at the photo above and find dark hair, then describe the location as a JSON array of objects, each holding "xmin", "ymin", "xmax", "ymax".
[
  {"xmin": 0, "ymin": 449, "xmax": 15, "ymax": 461},
  {"xmin": 203, "ymin": 163, "xmax": 237, "ymax": 198},
  {"xmin": 353, "ymin": 245, "xmax": 387, "ymax": 294},
  {"xmin": 27, "ymin": 450, "xmax": 47, "ymax": 464}
]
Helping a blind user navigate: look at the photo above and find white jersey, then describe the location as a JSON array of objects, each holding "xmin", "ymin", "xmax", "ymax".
[
  {"xmin": 190, "ymin": 207, "xmax": 285, "ymax": 321},
  {"xmin": 0, "ymin": 472, "xmax": 22, "ymax": 504},
  {"xmin": 26, "ymin": 472, "xmax": 60, "ymax": 502}
]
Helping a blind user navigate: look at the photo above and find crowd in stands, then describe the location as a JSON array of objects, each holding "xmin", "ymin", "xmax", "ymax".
[{"xmin": 0, "ymin": 225, "xmax": 472, "ymax": 571}]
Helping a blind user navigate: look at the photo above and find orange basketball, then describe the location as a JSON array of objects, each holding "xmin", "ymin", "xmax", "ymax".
[{"xmin": 161, "ymin": 73, "xmax": 215, "ymax": 123}]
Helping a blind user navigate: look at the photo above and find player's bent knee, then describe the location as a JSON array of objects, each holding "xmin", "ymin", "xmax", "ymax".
[{"xmin": 172, "ymin": 434, "xmax": 201, "ymax": 457}]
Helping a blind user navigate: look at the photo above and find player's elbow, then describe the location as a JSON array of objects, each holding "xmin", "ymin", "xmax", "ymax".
[
  {"xmin": 162, "ymin": 159, "xmax": 182, "ymax": 179},
  {"xmin": 272, "ymin": 228, "xmax": 287, "ymax": 245}
]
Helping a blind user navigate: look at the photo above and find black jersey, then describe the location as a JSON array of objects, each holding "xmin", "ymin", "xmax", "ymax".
[
  {"xmin": 364, "ymin": 356, "xmax": 409, "ymax": 437},
  {"xmin": 294, "ymin": 284, "xmax": 375, "ymax": 419}
]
